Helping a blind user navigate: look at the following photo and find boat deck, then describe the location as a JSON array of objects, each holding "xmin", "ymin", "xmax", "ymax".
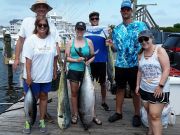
[{"xmin": 0, "ymin": 84, "xmax": 179, "ymax": 135}]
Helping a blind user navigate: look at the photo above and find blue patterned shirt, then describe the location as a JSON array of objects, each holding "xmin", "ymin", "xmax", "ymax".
[{"xmin": 112, "ymin": 21, "xmax": 147, "ymax": 68}]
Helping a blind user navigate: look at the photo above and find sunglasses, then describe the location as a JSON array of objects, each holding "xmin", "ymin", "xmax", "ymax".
[
  {"xmin": 90, "ymin": 17, "xmax": 99, "ymax": 21},
  {"xmin": 138, "ymin": 36, "xmax": 149, "ymax": 43},
  {"xmin": 121, "ymin": 7, "xmax": 131, "ymax": 12},
  {"xmin": 37, "ymin": 23, "xmax": 48, "ymax": 28}
]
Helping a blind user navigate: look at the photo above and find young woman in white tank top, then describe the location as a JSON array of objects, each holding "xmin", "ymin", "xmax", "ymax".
[{"xmin": 135, "ymin": 30, "xmax": 170, "ymax": 135}]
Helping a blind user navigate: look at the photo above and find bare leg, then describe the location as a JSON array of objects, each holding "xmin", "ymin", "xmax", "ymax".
[
  {"xmin": 149, "ymin": 103, "xmax": 165, "ymax": 135},
  {"xmin": 100, "ymin": 83, "xmax": 106, "ymax": 103},
  {"xmin": 143, "ymin": 102, "xmax": 153, "ymax": 135},
  {"xmin": 70, "ymin": 81, "xmax": 79, "ymax": 116},
  {"xmin": 39, "ymin": 92, "xmax": 48, "ymax": 120},
  {"xmin": 133, "ymin": 93, "xmax": 141, "ymax": 115},
  {"xmin": 116, "ymin": 88, "xmax": 125, "ymax": 114}
]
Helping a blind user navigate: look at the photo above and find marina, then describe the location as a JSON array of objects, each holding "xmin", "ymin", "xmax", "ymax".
[
  {"xmin": 0, "ymin": 40, "xmax": 23, "ymax": 114},
  {"xmin": 0, "ymin": 1, "xmax": 179, "ymax": 134}
]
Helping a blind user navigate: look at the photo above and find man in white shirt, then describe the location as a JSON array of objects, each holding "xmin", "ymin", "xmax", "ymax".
[{"xmin": 13, "ymin": 0, "xmax": 60, "ymax": 69}]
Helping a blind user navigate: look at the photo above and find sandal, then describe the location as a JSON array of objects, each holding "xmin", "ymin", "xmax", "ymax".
[
  {"xmin": 71, "ymin": 115, "xmax": 78, "ymax": 124},
  {"xmin": 93, "ymin": 117, "xmax": 102, "ymax": 125}
]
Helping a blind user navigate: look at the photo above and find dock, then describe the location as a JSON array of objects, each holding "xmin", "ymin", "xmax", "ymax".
[{"xmin": 0, "ymin": 84, "xmax": 180, "ymax": 135}]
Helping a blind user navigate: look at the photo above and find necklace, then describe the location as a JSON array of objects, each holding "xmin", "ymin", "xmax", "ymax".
[{"xmin": 144, "ymin": 46, "xmax": 156, "ymax": 59}]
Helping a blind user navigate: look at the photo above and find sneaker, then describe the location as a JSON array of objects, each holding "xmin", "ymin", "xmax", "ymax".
[
  {"xmin": 39, "ymin": 119, "xmax": 47, "ymax": 133},
  {"xmin": 108, "ymin": 113, "xmax": 122, "ymax": 122},
  {"xmin": 132, "ymin": 115, "xmax": 141, "ymax": 127},
  {"xmin": 23, "ymin": 121, "xmax": 31, "ymax": 134},
  {"xmin": 101, "ymin": 103, "xmax": 110, "ymax": 111}
]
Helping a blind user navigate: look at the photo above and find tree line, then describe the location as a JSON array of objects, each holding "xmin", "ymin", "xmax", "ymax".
[{"xmin": 160, "ymin": 23, "xmax": 180, "ymax": 32}]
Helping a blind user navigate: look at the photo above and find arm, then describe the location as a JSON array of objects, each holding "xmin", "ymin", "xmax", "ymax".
[
  {"xmin": 158, "ymin": 47, "xmax": 170, "ymax": 85},
  {"xmin": 53, "ymin": 56, "xmax": 58, "ymax": 80},
  {"xmin": 26, "ymin": 57, "xmax": 32, "ymax": 86},
  {"xmin": 86, "ymin": 39, "xmax": 95, "ymax": 65},
  {"xmin": 135, "ymin": 54, "xmax": 142, "ymax": 95},
  {"xmin": 154, "ymin": 47, "xmax": 170, "ymax": 98},
  {"xmin": 13, "ymin": 36, "xmax": 25, "ymax": 70}
]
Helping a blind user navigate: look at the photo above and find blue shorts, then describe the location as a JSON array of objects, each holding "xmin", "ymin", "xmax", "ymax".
[{"xmin": 23, "ymin": 80, "xmax": 52, "ymax": 96}]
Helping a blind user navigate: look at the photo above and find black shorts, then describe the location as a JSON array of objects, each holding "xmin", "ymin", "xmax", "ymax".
[
  {"xmin": 90, "ymin": 62, "xmax": 106, "ymax": 84},
  {"xmin": 115, "ymin": 66, "xmax": 138, "ymax": 92},
  {"xmin": 140, "ymin": 88, "xmax": 170, "ymax": 104},
  {"xmin": 67, "ymin": 70, "xmax": 84, "ymax": 83}
]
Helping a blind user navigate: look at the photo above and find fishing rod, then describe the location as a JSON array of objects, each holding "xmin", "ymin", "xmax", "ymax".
[{"xmin": 0, "ymin": 98, "xmax": 53, "ymax": 115}]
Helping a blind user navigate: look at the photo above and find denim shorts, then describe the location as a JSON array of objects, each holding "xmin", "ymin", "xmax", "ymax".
[{"xmin": 23, "ymin": 80, "xmax": 52, "ymax": 96}]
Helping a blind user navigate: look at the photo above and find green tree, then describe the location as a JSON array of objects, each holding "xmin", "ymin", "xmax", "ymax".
[{"xmin": 174, "ymin": 23, "xmax": 180, "ymax": 28}]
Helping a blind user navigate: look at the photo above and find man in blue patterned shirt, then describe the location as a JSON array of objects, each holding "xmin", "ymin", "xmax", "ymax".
[{"xmin": 108, "ymin": 0, "xmax": 147, "ymax": 127}]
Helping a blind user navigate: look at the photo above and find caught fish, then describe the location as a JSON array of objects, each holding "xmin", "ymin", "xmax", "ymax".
[
  {"xmin": 78, "ymin": 65, "xmax": 95, "ymax": 130},
  {"xmin": 57, "ymin": 60, "xmax": 71, "ymax": 129},
  {"xmin": 107, "ymin": 46, "xmax": 115, "ymax": 85},
  {"xmin": 24, "ymin": 87, "xmax": 37, "ymax": 125}
]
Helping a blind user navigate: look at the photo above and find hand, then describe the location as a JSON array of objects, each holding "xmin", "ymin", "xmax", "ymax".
[
  {"xmin": 154, "ymin": 86, "xmax": 163, "ymax": 98},
  {"xmin": 26, "ymin": 76, "xmax": 32, "ymax": 86},
  {"xmin": 85, "ymin": 60, "xmax": 90, "ymax": 65},
  {"xmin": 77, "ymin": 57, "xmax": 85, "ymax": 62},
  {"xmin": 135, "ymin": 86, "xmax": 140, "ymax": 96},
  {"xmin": 106, "ymin": 39, "xmax": 113, "ymax": 46},
  {"xmin": 13, "ymin": 58, "xmax": 19, "ymax": 70}
]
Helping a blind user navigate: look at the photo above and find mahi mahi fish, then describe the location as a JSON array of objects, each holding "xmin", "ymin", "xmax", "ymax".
[
  {"xmin": 57, "ymin": 60, "xmax": 71, "ymax": 129},
  {"xmin": 107, "ymin": 46, "xmax": 115, "ymax": 85},
  {"xmin": 78, "ymin": 65, "xmax": 95, "ymax": 130},
  {"xmin": 24, "ymin": 87, "xmax": 37, "ymax": 125}
]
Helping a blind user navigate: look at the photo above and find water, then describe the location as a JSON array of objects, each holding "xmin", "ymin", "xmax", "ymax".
[{"xmin": 0, "ymin": 40, "xmax": 23, "ymax": 114}]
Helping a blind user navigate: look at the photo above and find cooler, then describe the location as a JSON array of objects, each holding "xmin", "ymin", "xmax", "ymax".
[{"xmin": 169, "ymin": 76, "xmax": 180, "ymax": 115}]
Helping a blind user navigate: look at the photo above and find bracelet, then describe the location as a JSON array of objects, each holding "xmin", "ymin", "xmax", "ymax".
[{"xmin": 159, "ymin": 84, "xmax": 164, "ymax": 88}]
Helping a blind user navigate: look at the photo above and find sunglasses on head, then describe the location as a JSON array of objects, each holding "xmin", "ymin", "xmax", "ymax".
[
  {"xmin": 37, "ymin": 23, "xmax": 48, "ymax": 28},
  {"xmin": 138, "ymin": 36, "xmax": 149, "ymax": 43},
  {"xmin": 90, "ymin": 17, "xmax": 99, "ymax": 21}
]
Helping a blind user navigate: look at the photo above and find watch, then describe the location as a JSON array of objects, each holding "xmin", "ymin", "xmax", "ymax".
[{"xmin": 159, "ymin": 84, "xmax": 164, "ymax": 88}]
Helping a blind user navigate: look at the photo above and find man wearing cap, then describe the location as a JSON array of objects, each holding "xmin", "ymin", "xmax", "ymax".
[
  {"xmin": 13, "ymin": 0, "xmax": 59, "ymax": 134},
  {"xmin": 108, "ymin": 0, "xmax": 148, "ymax": 127},
  {"xmin": 13, "ymin": 0, "xmax": 60, "ymax": 70},
  {"xmin": 85, "ymin": 11, "xmax": 110, "ymax": 113}
]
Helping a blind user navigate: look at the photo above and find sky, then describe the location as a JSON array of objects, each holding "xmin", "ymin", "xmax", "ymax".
[{"xmin": 0, "ymin": 0, "xmax": 179, "ymax": 27}]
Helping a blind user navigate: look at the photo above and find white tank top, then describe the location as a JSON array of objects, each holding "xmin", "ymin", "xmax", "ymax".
[{"xmin": 139, "ymin": 46, "xmax": 169, "ymax": 93}]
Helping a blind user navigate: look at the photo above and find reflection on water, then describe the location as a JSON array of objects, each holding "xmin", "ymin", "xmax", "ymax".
[{"xmin": 0, "ymin": 40, "xmax": 23, "ymax": 114}]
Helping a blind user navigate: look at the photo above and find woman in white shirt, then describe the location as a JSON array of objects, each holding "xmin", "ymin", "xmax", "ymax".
[
  {"xmin": 136, "ymin": 30, "xmax": 170, "ymax": 135},
  {"xmin": 23, "ymin": 17, "xmax": 57, "ymax": 133}
]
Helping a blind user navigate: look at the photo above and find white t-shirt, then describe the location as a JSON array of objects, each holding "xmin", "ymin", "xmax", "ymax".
[
  {"xmin": 19, "ymin": 17, "xmax": 60, "ymax": 63},
  {"xmin": 23, "ymin": 34, "xmax": 57, "ymax": 83}
]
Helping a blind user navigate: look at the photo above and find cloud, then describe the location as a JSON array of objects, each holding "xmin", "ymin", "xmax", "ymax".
[{"xmin": 152, "ymin": 9, "xmax": 167, "ymax": 16}]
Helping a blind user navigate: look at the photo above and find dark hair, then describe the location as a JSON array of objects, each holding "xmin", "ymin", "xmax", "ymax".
[
  {"xmin": 89, "ymin": 11, "xmax": 99, "ymax": 19},
  {"xmin": 33, "ymin": 17, "xmax": 50, "ymax": 35}
]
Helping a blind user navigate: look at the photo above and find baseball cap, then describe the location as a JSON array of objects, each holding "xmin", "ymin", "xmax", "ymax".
[
  {"xmin": 121, "ymin": 0, "xmax": 132, "ymax": 9},
  {"xmin": 75, "ymin": 22, "xmax": 86, "ymax": 30},
  {"xmin": 138, "ymin": 30, "xmax": 154, "ymax": 39}
]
